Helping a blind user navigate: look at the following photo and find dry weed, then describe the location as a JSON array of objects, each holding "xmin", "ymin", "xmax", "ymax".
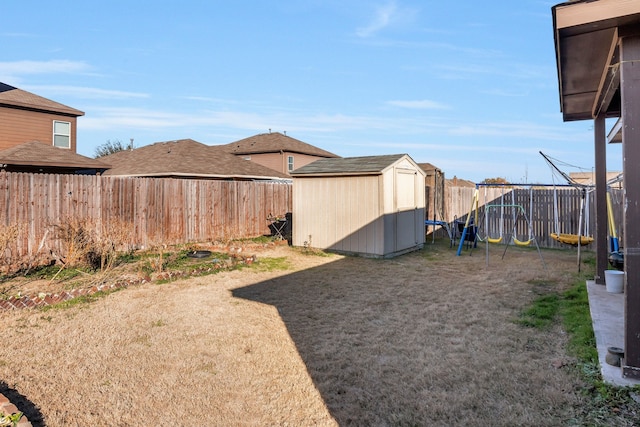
[
  {"xmin": 52, "ymin": 218, "xmax": 96, "ymax": 270},
  {"xmin": 0, "ymin": 222, "xmax": 23, "ymax": 273},
  {"xmin": 95, "ymin": 219, "xmax": 136, "ymax": 271}
]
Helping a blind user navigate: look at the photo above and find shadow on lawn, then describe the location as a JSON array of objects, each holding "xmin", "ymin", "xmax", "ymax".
[
  {"xmin": 233, "ymin": 251, "xmax": 446, "ymax": 426},
  {"xmin": 0, "ymin": 381, "xmax": 45, "ymax": 426}
]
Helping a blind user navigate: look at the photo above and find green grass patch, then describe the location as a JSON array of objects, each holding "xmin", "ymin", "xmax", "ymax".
[
  {"xmin": 518, "ymin": 263, "xmax": 640, "ymax": 425},
  {"xmin": 140, "ymin": 249, "xmax": 230, "ymax": 276},
  {"xmin": 517, "ymin": 293, "xmax": 560, "ymax": 329},
  {"xmin": 291, "ymin": 246, "xmax": 332, "ymax": 257},
  {"xmin": 249, "ymin": 257, "xmax": 291, "ymax": 272},
  {"xmin": 561, "ymin": 279, "xmax": 598, "ymax": 363},
  {"xmin": 22, "ymin": 264, "xmax": 87, "ymax": 281},
  {"xmin": 151, "ymin": 319, "xmax": 167, "ymax": 327},
  {"xmin": 41, "ymin": 289, "xmax": 119, "ymax": 311},
  {"xmin": 236, "ymin": 235, "xmax": 278, "ymax": 244}
]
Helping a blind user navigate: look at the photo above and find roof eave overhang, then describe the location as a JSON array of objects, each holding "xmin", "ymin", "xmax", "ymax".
[
  {"xmin": 291, "ymin": 171, "xmax": 383, "ymax": 178},
  {"xmin": 232, "ymin": 149, "xmax": 338, "ymax": 158},
  {"xmin": 552, "ymin": 0, "xmax": 640, "ymax": 122},
  {"xmin": 0, "ymin": 159, "xmax": 109, "ymax": 168},
  {"xmin": 106, "ymin": 172, "xmax": 289, "ymax": 181},
  {"xmin": 0, "ymin": 101, "xmax": 85, "ymax": 117}
]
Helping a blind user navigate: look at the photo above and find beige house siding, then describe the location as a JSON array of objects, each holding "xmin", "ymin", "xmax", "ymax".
[
  {"xmin": 569, "ymin": 171, "xmax": 623, "ymax": 188},
  {"xmin": 285, "ymin": 152, "xmax": 325, "ymax": 174},
  {"xmin": 240, "ymin": 152, "xmax": 282, "ymax": 175},
  {"xmin": 241, "ymin": 151, "xmax": 329, "ymax": 175},
  {"xmin": 0, "ymin": 106, "xmax": 78, "ymax": 152}
]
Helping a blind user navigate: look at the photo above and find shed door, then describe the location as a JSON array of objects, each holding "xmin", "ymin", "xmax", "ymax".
[{"xmin": 396, "ymin": 169, "xmax": 418, "ymax": 250}]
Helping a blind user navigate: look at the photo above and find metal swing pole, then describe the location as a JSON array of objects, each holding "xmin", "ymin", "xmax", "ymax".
[
  {"xmin": 457, "ymin": 188, "xmax": 478, "ymax": 256},
  {"xmin": 577, "ymin": 189, "xmax": 585, "ymax": 272},
  {"xmin": 485, "ymin": 188, "xmax": 490, "ymax": 266},
  {"xmin": 501, "ymin": 191, "xmax": 516, "ymax": 260}
]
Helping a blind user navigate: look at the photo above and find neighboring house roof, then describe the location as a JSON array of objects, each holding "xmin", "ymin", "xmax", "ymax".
[
  {"xmin": 0, "ymin": 141, "xmax": 109, "ymax": 170},
  {"xmin": 0, "ymin": 82, "xmax": 84, "ymax": 117},
  {"xmin": 570, "ymin": 171, "xmax": 623, "ymax": 188},
  {"xmin": 222, "ymin": 132, "xmax": 339, "ymax": 158},
  {"xmin": 291, "ymin": 154, "xmax": 414, "ymax": 177},
  {"xmin": 101, "ymin": 139, "xmax": 289, "ymax": 180},
  {"xmin": 417, "ymin": 162, "xmax": 441, "ymax": 174},
  {"xmin": 447, "ymin": 177, "xmax": 476, "ymax": 187}
]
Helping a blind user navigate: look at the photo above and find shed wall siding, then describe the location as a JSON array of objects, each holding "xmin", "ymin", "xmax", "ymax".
[
  {"xmin": 0, "ymin": 106, "xmax": 78, "ymax": 152},
  {"xmin": 292, "ymin": 154, "xmax": 426, "ymax": 258},
  {"xmin": 382, "ymin": 165, "xmax": 426, "ymax": 254},
  {"xmin": 293, "ymin": 175, "xmax": 384, "ymax": 255}
]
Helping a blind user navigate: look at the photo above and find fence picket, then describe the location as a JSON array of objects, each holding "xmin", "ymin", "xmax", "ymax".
[
  {"xmin": 0, "ymin": 171, "xmax": 624, "ymax": 261},
  {"xmin": 0, "ymin": 172, "xmax": 292, "ymax": 259}
]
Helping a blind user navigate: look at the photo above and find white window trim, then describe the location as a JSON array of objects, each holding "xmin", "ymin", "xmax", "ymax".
[
  {"xmin": 287, "ymin": 155, "xmax": 294, "ymax": 172},
  {"xmin": 53, "ymin": 120, "xmax": 71, "ymax": 149}
]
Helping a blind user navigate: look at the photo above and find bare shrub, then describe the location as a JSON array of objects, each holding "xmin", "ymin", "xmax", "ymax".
[
  {"xmin": 95, "ymin": 219, "xmax": 137, "ymax": 271},
  {"xmin": 52, "ymin": 218, "xmax": 97, "ymax": 270},
  {"xmin": 0, "ymin": 222, "xmax": 22, "ymax": 273},
  {"xmin": 51, "ymin": 218, "xmax": 139, "ymax": 274}
]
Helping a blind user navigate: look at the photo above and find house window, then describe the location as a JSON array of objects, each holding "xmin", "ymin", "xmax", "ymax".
[
  {"xmin": 287, "ymin": 155, "xmax": 294, "ymax": 172},
  {"xmin": 53, "ymin": 120, "xmax": 71, "ymax": 149}
]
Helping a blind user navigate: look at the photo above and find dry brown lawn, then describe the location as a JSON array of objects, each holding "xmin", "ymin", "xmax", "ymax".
[{"xmin": 0, "ymin": 240, "xmax": 588, "ymax": 426}]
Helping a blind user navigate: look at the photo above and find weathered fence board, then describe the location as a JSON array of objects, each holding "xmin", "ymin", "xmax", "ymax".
[
  {"xmin": 439, "ymin": 185, "xmax": 624, "ymax": 249},
  {"xmin": 1, "ymin": 170, "xmax": 626, "ymax": 263},
  {"xmin": 0, "ymin": 172, "xmax": 292, "ymax": 260}
]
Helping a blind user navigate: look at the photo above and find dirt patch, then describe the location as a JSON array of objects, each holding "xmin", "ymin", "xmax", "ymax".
[{"xmin": 0, "ymin": 240, "xmax": 593, "ymax": 426}]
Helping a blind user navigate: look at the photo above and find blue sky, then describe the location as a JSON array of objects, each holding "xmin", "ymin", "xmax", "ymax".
[{"xmin": 0, "ymin": 0, "xmax": 622, "ymax": 183}]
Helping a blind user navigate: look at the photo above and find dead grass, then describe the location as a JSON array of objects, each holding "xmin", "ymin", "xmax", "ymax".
[{"xmin": 0, "ymin": 240, "xmax": 598, "ymax": 426}]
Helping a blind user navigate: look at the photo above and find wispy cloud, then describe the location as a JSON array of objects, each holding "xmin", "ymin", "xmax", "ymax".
[
  {"xmin": 478, "ymin": 88, "xmax": 529, "ymax": 97},
  {"xmin": 82, "ymin": 107, "xmax": 193, "ymax": 131},
  {"xmin": 183, "ymin": 96, "xmax": 239, "ymax": 104},
  {"xmin": 356, "ymin": 1, "xmax": 417, "ymax": 38},
  {"xmin": 387, "ymin": 99, "xmax": 450, "ymax": 110},
  {"xmin": 26, "ymin": 85, "xmax": 149, "ymax": 100},
  {"xmin": 0, "ymin": 59, "xmax": 90, "ymax": 75},
  {"xmin": 1, "ymin": 32, "xmax": 37, "ymax": 38},
  {"xmin": 80, "ymin": 106, "xmax": 443, "ymax": 135},
  {"xmin": 357, "ymin": 2, "xmax": 397, "ymax": 37},
  {"xmin": 449, "ymin": 121, "xmax": 590, "ymax": 142}
]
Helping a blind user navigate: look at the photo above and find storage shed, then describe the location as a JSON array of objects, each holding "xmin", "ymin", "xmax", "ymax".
[{"xmin": 290, "ymin": 154, "xmax": 426, "ymax": 258}]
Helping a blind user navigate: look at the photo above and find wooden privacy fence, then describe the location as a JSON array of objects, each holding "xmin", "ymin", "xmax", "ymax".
[
  {"xmin": 0, "ymin": 172, "xmax": 292, "ymax": 260},
  {"xmin": 1, "ymin": 171, "xmax": 625, "ymax": 262},
  {"xmin": 439, "ymin": 185, "xmax": 624, "ymax": 249}
]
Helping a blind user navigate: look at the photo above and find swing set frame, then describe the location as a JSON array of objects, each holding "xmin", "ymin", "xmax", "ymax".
[{"xmin": 456, "ymin": 184, "xmax": 546, "ymax": 268}]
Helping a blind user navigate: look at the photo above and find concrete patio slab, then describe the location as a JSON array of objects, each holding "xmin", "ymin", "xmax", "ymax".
[{"xmin": 586, "ymin": 280, "xmax": 640, "ymax": 387}]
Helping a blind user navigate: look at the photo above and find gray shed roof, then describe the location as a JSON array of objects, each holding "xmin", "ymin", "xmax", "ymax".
[{"xmin": 291, "ymin": 154, "xmax": 411, "ymax": 176}]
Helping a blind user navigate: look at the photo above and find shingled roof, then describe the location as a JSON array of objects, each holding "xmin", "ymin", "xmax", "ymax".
[
  {"xmin": 222, "ymin": 132, "xmax": 339, "ymax": 158},
  {"xmin": 417, "ymin": 163, "xmax": 441, "ymax": 173},
  {"xmin": 0, "ymin": 141, "xmax": 109, "ymax": 170},
  {"xmin": 291, "ymin": 154, "xmax": 411, "ymax": 176},
  {"xmin": 0, "ymin": 82, "xmax": 84, "ymax": 117},
  {"xmin": 101, "ymin": 139, "xmax": 289, "ymax": 180}
]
